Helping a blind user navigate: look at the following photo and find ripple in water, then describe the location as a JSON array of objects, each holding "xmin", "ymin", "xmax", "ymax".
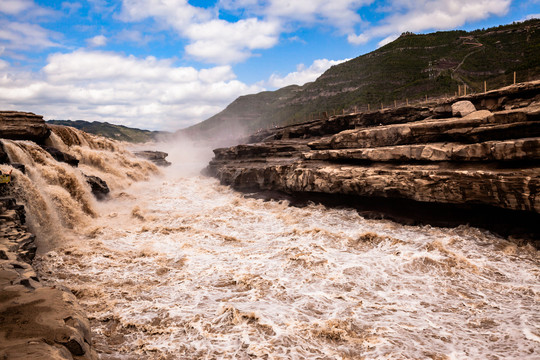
[{"xmin": 35, "ymin": 173, "xmax": 539, "ymax": 359}]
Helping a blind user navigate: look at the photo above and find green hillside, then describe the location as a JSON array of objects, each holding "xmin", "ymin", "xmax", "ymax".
[
  {"xmin": 183, "ymin": 19, "xmax": 540, "ymax": 139},
  {"xmin": 47, "ymin": 120, "xmax": 170, "ymax": 143}
]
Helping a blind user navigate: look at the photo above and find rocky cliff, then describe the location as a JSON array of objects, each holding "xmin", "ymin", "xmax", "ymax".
[
  {"xmin": 207, "ymin": 81, "xmax": 540, "ymax": 246},
  {"xmin": 0, "ymin": 197, "xmax": 98, "ymax": 359},
  {"xmin": 0, "ymin": 111, "xmax": 51, "ymax": 143}
]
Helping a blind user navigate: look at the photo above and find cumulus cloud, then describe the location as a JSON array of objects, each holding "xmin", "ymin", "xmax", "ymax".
[
  {"xmin": 184, "ymin": 18, "xmax": 280, "ymax": 63},
  {"xmin": 87, "ymin": 34, "xmax": 107, "ymax": 47},
  {"xmin": 120, "ymin": 0, "xmax": 281, "ymax": 64},
  {"xmin": 348, "ymin": 0, "xmax": 512, "ymax": 45},
  {"xmin": 118, "ymin": 0, "xmax": 369, "ymax": 64},
  {"xmin": 347, "ymin": 33, "xmax": 369, "ymax": 45},
  {"xmin": 267, "ymin": 58, "xmax": 349, "ymax": 88},
  {"xmin": 0, "ymin": 50, "xmax": 263, "ymax": 130}
]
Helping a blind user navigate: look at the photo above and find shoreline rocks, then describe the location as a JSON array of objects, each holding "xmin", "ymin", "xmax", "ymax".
[
  {"xmin": 134, "ymin": 150, "xmax": 171, "ymax": 167},
  {"xmin": 206, "ymin": 81, "xmax": 540, "ymax": 246},
  {"xmin": 1, "ymin": 115, "xmax": 108, "ymax": 359},
  {"xmin": 0, "ymin": 197, "xmax": 98, "ymax": 359}
]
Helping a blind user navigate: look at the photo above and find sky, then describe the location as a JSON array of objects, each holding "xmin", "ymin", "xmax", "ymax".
[{"xmin": 0, "ymin": 0, "xmax": 539, "ymax": 131}]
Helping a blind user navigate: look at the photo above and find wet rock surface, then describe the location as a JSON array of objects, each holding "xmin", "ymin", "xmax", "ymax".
[
  {"xmin": 41, "ymin": 146, "xmax": 80, "ymax": 167},
  {"xmin": 134, "ymin": 150, "xmax": 171, "ymax": 167},
  {"xmin": 0, "ymin": 198, "xmax": 98, "ymax": 360},
  {"xmin": 84, "ymin": 174, "xmax": 110, "ymax": 200},
  {"xmin": 207, "ymin": 81, "xmax": 540, "ymax": 244},
  {"xmin": 0, "ymin": 111, "xmax": 51, "ymax": 143}
]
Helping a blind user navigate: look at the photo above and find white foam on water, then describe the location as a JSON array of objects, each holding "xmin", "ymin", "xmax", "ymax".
[
  {"xmin": 33, "ymin": 172, "xmax": 539, "ymax": 360},
  {"xmin": 5, "ymin": 129, "xmax": 537, "ymax": 359}
]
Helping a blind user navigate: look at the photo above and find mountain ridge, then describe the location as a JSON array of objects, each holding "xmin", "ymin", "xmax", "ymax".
[
  {"xmin": 47, "ymin": 119, "xmax": 170, "ymax": 143},
  {"xmin": 182, "ymin": 19, "xmax": 540, "ymax": 140}
]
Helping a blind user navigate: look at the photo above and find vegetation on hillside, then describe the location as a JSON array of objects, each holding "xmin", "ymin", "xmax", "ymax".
[
  {"xmin": 47, "ymin": 120, "xmax": 170, "ymax": 143},
  {"xmin": 183, "ymin": 19, "xmax": 540, "ymax": 138}
]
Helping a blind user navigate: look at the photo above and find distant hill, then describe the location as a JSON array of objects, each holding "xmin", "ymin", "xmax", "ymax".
[
  {"xmin": 47, "ymin": 120, "xmax": 170, "ymax": 143},
  {"xmin": 183, "ymin": 19, "xmax": 540, "ymax": 140}
]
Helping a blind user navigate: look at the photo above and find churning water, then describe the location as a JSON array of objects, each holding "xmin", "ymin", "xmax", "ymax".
[{"xmin": 2, "ymin": 130, "xmax": 539, "ymax": 359}]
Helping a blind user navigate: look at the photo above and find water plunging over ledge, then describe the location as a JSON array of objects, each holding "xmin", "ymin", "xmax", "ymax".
[{"xmin": 2, "ymin": 127, "xmax": 538, "ymax": 359}]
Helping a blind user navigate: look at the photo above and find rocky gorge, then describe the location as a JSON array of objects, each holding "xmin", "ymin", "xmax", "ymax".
[
  {"xmin": 207, "ymin": 81, "xmax": 540, "ymax": 247},
  {"xmin": 0, "ymin": 111, "xmax": 168, "ymax": 359}
]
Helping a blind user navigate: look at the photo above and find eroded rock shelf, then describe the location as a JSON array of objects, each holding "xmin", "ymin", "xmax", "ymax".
[{"xmin": 207, "ymin": 81, "xmax": 540, "ymax": 245}]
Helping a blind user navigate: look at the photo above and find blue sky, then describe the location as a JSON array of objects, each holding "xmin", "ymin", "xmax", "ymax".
[{"xmin": 0, "ymin": 0, "xmax": 539, "ymax": 131}]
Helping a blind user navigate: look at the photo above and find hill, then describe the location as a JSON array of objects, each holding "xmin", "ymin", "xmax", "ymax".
[
  {"xmin": 183, "ymin": 19, "xmax": 540, "ymax": 140},
  {"xmin": 47, "ymin": 120, "xmax": 170, "ymax": 143}
]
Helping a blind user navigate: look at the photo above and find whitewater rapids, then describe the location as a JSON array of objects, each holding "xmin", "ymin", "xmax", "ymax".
[{"xmin": 2, "ymin": 131, "xmax": 539, "ymax": 359}]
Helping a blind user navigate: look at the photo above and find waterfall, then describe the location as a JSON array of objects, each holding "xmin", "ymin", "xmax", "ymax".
[{"xmin": 1, "ymin": 126, "xmax": 160, "ymax": 250}]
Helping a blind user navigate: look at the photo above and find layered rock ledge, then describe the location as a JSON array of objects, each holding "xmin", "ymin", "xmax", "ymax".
[
  {"xmin": 0, "ymin": 197, "xmax": 98, "ymax": 359},
  {"xmin": 207, "ymin": 81, "xmax": 540, "ymax": 246},
  {"xmin": 0, "ymin": 111, "xmax": 50, "ymax": 143}
]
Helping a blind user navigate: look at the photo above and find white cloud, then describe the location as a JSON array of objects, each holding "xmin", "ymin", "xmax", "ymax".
[
  {"xmin": 263, "ymin": 0, "xmax": 369, "ymax": 32},
  {"xmin": 524, "ymin": 13, "xmax": 540, "ymax": 20},
  {"xmin": 0, "ymin": 20, "xmax": 61, "ymax": 51},
  {"xmin": 119, "ymin": 0, "xmax": 514, "ymax": 63},
  {"xmin": 267, "ymin": 58, "xmax": 349, "ymax": 88},
  {"xmin": 184, "ymin": 18, "xmax": 281, "ymax": 63},
  {"xmin": 0, "ymin": 50, "xmax": 263, "ymax": 131},
  {"xmin": 347, "ymin": 33, "xmax": 369, "ymax": 45},
  {"xmin": 120, "ymin": 0, "xmax": 281, "ymax": 64},
  {"xmin": 87, "ymin": 34, "xmax": 107, "ymax": 47},
  {"xmin": 0, "ymin": 0, "xmax": 34, "ymax": 15},
  {"xmin": 348, "ymin": 0, "xmax": 511, "ymax": 45},
  {"xmin": 222, "ymin": 0, "xmax": 372, "ymax": 32},
  {"xmin": 118, "ymin": 0, "xmax": 371, "ymax": 64},
  {"xmin": 0, "ymin": 0, "xmax": 59, "ymax": 18}
]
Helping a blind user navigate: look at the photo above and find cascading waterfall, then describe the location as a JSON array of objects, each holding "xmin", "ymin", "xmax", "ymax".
[
  {"xmin": 1, "ymin": 127, "xmax": 538, "ymax": 359},
  {"xmin": 1, "ymin": 126, "xmax": 159, "ymax": 249}
]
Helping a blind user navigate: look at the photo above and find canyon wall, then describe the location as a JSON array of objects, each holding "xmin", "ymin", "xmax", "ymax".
[{"xmin": 207, "ymin": 81, "xmax": 540, "ymax": 246}]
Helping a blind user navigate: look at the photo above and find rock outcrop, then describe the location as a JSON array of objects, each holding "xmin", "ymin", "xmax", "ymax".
[
  {"xmin": 83, "ymin": 174, "xmax": 110, "ymax": 200},
  {"xmin": 0, "ymin": 111, "xmax": 51, "ymax": 143},
  {"xmin": 207, "ymin": 81, "xmax": 540, "ymax": 245},
  {"xmin": 41, "ymin": 146, "xmax": 80, "ymax": 167},
  {"xmin": 0, "ymin": 197, "xmax": 98, "ymax": 359},
  {"xmin": 134, "ymin": 150, "xmax": 171, "ymax": 167}
]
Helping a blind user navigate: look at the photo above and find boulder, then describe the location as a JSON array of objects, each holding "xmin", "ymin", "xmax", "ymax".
[
  {"xmin": 451, "ymin": 100, "xmax": 476, "ymax": 117},
  {"xmin": 0, "ymin": 112, "xmax": 50, "ymax": 143},
  {"xmin": 41, "ymin": 146, "xmax": 79, "ymax": 167},
  {"xmin": 84, "ymin": 174, "xmax": 110, "ymax": 199},
  {"xmin": 134, "ymin": 151, "xmax": 171, "ymax": 167}
]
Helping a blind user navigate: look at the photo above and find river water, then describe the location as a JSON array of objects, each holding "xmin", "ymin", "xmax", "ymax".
[{"xmin": 2, "ymin": 131, "xmax": 539, "ymax": 359}]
